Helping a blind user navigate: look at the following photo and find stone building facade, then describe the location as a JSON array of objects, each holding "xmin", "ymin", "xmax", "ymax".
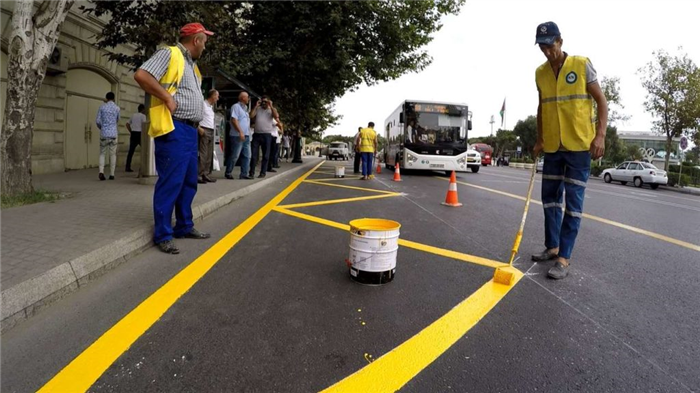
[{"xmin": 1, "ymin": 1, "xmax": 145, "ymax": 175}]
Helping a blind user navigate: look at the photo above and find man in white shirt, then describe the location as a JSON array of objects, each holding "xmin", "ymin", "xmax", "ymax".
[
  {"xmin": 197, "ymin": 89, "xmax": 219, "ymax": 183},
  {"xmin": 268, "ymin": 120, "xmax": 283, "ymax": 172},
  {"xmin": 125, "ymin": 104, "xmax": 146, "ymax": 173}
]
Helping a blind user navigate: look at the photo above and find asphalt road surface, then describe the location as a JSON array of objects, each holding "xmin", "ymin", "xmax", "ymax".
[{"xmin": 2, "ymin": 162, "xmax": 699, "ymax": 392}]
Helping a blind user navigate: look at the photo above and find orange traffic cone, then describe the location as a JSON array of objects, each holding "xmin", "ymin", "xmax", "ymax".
[
  {"xmin": 393, "ymin": 162, "xmax": 402, "ymax": 182},
  {"xmin": 441, "ymin": 171, "xmax": 462, "ymax": 207},
  {"xmin": 376, "ymin": 162, "xmax": 381, "ymax": 174}
]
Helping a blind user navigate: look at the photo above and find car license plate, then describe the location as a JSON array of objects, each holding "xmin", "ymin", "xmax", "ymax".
[{"xmin": 429, "ymin": 164, "xmax": 445, "ymax": 168}]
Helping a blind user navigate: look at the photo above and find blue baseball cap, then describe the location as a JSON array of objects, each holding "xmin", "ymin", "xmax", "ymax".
[{"xmin": 535, "ymin": 21, "xmax": 560, "ymax": 45}]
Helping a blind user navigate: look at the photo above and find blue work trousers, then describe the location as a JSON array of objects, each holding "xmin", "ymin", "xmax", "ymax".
[
  {"xmin": 541, "ymin": 151, "xmax": 591, "ymax": 259},
  {"xmin": 153, "ymin": 120, "xmax": 199, "ymax": 244},
  {"xmin": 361, "ymin": 152, "xmax": 374, "ymax": 177},
  {"xmin": 250, "ymin": 133, "xmax": 272, "ymax": 176},
  {"xmin": 225, "ymin": 134, "xmax": 251, "ymax": 178}
]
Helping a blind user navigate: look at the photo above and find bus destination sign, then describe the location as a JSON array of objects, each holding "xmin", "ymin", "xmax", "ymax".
[{"xmin": 414, "ymin": 104, "xmax": 449, "ymax": 114}]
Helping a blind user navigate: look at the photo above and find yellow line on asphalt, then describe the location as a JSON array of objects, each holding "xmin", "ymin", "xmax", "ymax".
[
  {"xmin": 277, "ymin": 193, "xmax": 401, "ymax": 209},
  {"xmin": 308, "ymin": 177, "xmax": 363, "ymax": 181},
  {"xmin": 437, "ymin": 177, "xmax": 700, "ymax": 253},
  {"xmin": 303, "ymin": 179, "xmax": 397, "ymax": 194},
  {"xmin": 399, "ymin": 239, "xmax": 507, "ymax": 269},
  {"xmin": 38, "ymin": 162, "xmax": 325, "ymax": 393},
  {"xmin": 273, "ymin": 208, "xmax": 507, "ymax": 269},
  {"xmin": 321, "ymin": 271, "xmax": 524, "ymax": 392},
  {"xmin": 274, "ymin": 207, "xmax": 351, "ymax": 231}
]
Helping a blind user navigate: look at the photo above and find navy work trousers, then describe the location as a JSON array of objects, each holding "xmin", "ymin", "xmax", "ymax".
[
  {"xmin": 541, "ymin": 151, "xmax": 591, "ymax": 259},
  {"xmin": 153, "ymin": 120, "xmax": 198, "ymax": 244}
]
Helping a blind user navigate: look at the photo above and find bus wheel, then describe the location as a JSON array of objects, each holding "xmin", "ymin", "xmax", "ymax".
[{"xmin": 470, "ymin": 165, "xmax": 480, "ymax": 173}]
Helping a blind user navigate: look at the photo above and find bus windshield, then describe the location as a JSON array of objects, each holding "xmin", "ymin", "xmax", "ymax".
[{"xmin": 406, "ymin": 112, "xmax": 466, "ymax": 146}]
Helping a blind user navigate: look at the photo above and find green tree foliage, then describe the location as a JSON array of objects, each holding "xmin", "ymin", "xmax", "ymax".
[
  {"xmin": 513, "ymin": 116, "xmax": 537, "ymax": 158},
  {"xmin": 80, "ymin": 0, "xmax": 464, "ymax": 136},
  {"xmin": 626, "ymin": 144, "xmax": 643, "ymax": 161},
  {"xmin": 493, "ymin": 129, "xmax": 516, "ymax": 157},
  {"xmin": 599, "ymin": 76, "xmax": 631, "ymax": 126},
  {"xmin": 639, "ymin": 49, "xmax": 700, "ymax": 169},
  {"xmin": 604, "ymin": 126, "xmax": 628, "ymax": 165}
]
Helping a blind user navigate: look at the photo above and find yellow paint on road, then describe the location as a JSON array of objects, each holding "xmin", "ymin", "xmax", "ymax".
[
  {"xmin": 437, "ymin": 177, "xmax": 700, "ymax": 253},
  {"xmin": 273, "ymin": 208, "xmax": 507, "ymax": 269},
  {"xmin": 399, "ymin": 239, "xmax": 507, "ymax": 269},
  {"xmin": 308, "ymin": 176, "xmax": 363, "ymax": 182},
  {"xmin": 321, "ymin": 271, "xmax": 523, "ymax": 393},
  {"xmin": 304, "ymin": 179, "xmax": 397, "ymax": 194},
  {"xmin": 38, "ymin": 162, "xmax": 325, "ymax": 393},
  {"xmin": 278, "ymin": 193, "xmax": 401, "ymax": 209}
]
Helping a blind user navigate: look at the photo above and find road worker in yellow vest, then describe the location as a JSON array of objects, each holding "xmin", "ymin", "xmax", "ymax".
[
  {"xmin": 134, "ymin": 23, "xmax": 214, "ymax": 255},
  {"xmin": 357, "ymin": 122, "xmax": 378, "ymax": 180},
  {"xmin": 531, "ymin": 21, "xmax": 608, "ymax": 280}
]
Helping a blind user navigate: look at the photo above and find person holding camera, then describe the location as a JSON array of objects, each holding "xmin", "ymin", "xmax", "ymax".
[{"xmin": 249, "ymin": 96, "xmax": 280, "ymax": 178}]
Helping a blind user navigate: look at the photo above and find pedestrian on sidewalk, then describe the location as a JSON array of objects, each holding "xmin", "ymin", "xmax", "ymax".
[
  {"xmin": 353, "ymin": 126, "xmax": 362, "ymax": 174},
  {"xmin": 531, "ymin": 21, "xmax": 607, "ymax": 279},
  {"xmin": 198, "ymin": 89, "xmax": 219, "ymax": 184},
  {"xmin": 125, "ymin": 104, "xmax": 146, "ymax": 173},
  {"xmin": 249, "ymin": 96, "xmax": 281, "ymax": 178},
  {"xmin": 134, "ymin": 22, "xmax": 214, "ymax": 255},
  {"xmin": 281, "ymin": 132, "xmax": 291, "ymax": 162},
  {"xmin": 95, "ymin": 92, "xmax": 120, "ymax": 181},
  {"xmin": 268, "ymin": 120, "xmax": 283, "ymax": 172},
  {"xmin": 225, "ymin": 91, "xmax": 253, "ymax": 180},
  {"xmin": 358, "ymin": 122, "xmax": 377, "ymax": 180}
]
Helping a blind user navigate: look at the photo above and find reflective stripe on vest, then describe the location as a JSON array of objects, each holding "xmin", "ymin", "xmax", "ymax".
[
  {"xmin": 148, "ymin": 46, "xmax": 202, "ymax": 138},
  {"xmin": 536, "ymin": 55, "xmax": 595, "ymax": 153},
  {"xmin": 359, "ymin": 128, "xmax": 376, "ymax": 152}
]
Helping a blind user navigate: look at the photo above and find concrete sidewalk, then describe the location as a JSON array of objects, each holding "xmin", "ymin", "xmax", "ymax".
[{"xmin": 1, "ymin": 157, "xmax": 322, "ymax": 331}]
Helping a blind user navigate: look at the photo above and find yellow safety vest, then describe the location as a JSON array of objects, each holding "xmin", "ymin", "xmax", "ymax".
[
  {"xmin": 536, "ymin": 55, "xmax": 595, "ymax": 153},
  {"xmin": 359, "ymin": 128, "xmax": 376, "ymax": 153},
  {"xmin": 148, "ymin": 46, "xmax": 202, "ymax": 138}
]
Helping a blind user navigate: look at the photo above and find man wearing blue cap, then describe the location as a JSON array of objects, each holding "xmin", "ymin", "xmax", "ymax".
[{"xmin": 531, "ymin": 22, "xmax": 608, "ymax": 279}]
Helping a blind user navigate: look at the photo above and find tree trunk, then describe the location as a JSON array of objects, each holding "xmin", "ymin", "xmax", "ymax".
[{"xmin": 0, "ymin": 0, "xmax": 74, "ymax": 197}]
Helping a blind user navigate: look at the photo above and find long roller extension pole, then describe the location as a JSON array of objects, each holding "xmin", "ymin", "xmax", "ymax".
[{"xmin": 508, "ymin": 156, "xmax": 539, "ymax": 266}]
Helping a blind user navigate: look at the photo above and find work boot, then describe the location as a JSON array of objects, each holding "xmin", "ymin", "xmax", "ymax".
[
  {"xmin": 157, "ymin": 240, "xmax": 180, "ymax": 254},
  {"xmin": 547, "ymin": 260, "xmax": 569, "ymax": 280},
  {"xmin": 531, "ymin": 249, "xmax": 558, "ymax": 262},
  {"xmin": 176, "ymin": 228, "xmax": 211, "ymax": 239}
]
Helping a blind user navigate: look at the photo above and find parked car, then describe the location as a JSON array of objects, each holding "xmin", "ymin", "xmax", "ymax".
[
  {"xmin": 600, "ymin": 161, "xmax": 668, "ymax": 189},
  {"xmin": 327, "ymin": 142, "xmax": 349, "ymax": 160},
  {"xmin": 535, "ymin": 157, "xmax": 544, "ymax": 173}
]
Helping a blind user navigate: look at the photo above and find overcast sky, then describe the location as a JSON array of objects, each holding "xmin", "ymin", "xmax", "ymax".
[{"xmin": 325, "ymin": 0, "xmax": 700, "ymax": 138}]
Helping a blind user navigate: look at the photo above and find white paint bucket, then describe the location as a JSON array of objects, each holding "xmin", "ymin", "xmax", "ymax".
[
  {"xmin": 335, "ymin": 166, "xmax": 345, "ymax": 178},
  {"xmin": 347, "ymin": 218, "xmax": 401, "ymax": 285}
]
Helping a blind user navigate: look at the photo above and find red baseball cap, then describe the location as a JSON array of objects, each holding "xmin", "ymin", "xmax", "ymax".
[{"xmin": 180, "ymin": 23, "xmax": 214, "ymax": 37}]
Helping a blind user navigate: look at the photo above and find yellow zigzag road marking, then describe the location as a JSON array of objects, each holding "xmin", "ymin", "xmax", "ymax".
[
  {"xmin": 303, "ymin": 180, "xmax": 397, "ymax": 194},
  {"xmin": 38, "ymin": 162, "xmax": 325, "ymax": 393},
  {"xmin": 273, "ymin": 207, "xmax": 507, "ymax": 269},
  {"xmin": 436, "ymin": 177, "xmax": 700, "ymax": 253},
  {"xmin": 277, "ymin": 193, "xmax": 401, "ymax": 209}
]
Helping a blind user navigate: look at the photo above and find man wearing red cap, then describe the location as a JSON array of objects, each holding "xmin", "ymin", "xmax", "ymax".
[{"xmin": 134, "ymin": 23, "xmax": 214, "ymax": 255}]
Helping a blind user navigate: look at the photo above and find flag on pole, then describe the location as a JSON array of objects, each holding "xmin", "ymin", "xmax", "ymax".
[{"xmin": 499, "ymin": 98, "xmax": 506, "ymax": 127}]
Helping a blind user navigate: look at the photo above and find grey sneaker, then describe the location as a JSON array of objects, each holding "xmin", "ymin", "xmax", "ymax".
[
  {"xmin": 547, "ymin": 261, "xmax": 569, "ymax": 279},
  {"xmin": 531, "ymin": 249, "xmax": 558, "ymax": 262},
  {"xmin": 157, "ymin": 240, "xmax": 180, "ymax": 254}
]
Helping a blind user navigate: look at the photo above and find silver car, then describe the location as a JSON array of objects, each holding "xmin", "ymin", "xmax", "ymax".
[{"xmin": 600, "ymin": 161, "xmax": 668, "ymax": 189}]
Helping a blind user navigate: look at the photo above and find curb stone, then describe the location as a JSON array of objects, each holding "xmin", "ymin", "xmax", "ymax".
[{"xmin": 0, "ymin": 159, "xmax": 321, "ymax": 332}]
